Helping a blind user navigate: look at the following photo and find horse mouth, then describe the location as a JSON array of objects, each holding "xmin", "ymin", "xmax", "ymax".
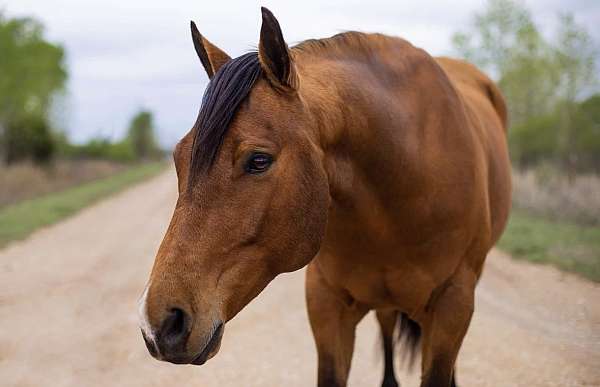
[{"xmin": 191, "ymin": 323, "xmax": 224, "ymax": 365}]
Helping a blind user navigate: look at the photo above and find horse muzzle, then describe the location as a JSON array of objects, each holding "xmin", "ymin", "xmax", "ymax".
[{"xmin": 140, "ymin": 306, "xmax": 224, "ymax": 366}]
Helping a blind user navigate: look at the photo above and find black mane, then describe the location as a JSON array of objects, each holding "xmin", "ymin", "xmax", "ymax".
[{"xmin": 189, "ymin": 52, "xmax": 262, "ymax": 178}]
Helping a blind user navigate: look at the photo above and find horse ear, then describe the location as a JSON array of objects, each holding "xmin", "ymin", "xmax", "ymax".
[
  {"xmin": 258, "ymin": 7, "xmax": 298, "ymax": 90},
  {"xmin": 190, "ymin": 21, "xmax": 231, "ymax": 79}
]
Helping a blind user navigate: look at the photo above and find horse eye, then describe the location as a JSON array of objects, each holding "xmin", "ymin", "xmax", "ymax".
[{"xmin": 245, "ymin": 153, "xmax": 273, "ymax": 174}]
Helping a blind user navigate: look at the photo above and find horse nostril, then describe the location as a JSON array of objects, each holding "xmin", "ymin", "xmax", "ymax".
[{"xmin": 160, "ymin": 307, "xmax": 191, "ymax": 351}]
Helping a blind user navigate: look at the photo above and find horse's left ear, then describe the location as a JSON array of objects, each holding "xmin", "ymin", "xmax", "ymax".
[{"xmin": 258, "ymin": 7, "xmax": 298, "ymax": 91}]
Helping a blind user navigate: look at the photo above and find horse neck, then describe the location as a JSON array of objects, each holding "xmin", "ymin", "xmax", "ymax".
[
  {"xmin": 297, "ymin": 68, "xmax": 349, "ymax": 151},
  {"xmin": 295, "ymin": 46, "xmax": 466, "ymax": 222},
  {"xmin": 297, "ymin": 53, "xmax": 397, "ymax": 199}
]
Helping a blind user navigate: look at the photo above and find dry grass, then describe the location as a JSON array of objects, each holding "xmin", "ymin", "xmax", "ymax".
[
  {"xmin": 0, "ymin": 160, "xmax": 126, "ymax": 208},
  {"xmin": 0, "ymin": 162, "xmax": 166, "ymax": 247},
  {"xmin": 504, "ymin": 166, "xmax": 600, "ymax": 281},
  {"xmin": 512, "ymin": 166, "xmax": 600, "ymax": 226}
]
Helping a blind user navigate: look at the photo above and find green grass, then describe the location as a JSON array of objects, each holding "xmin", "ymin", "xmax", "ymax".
[
  {"xmin": 0, "ymin": 162, "xmax": 167, "ymax": 247},
  {"xmin": 498, "ymin": 210, "xmax": 600, "ymax": 282}
]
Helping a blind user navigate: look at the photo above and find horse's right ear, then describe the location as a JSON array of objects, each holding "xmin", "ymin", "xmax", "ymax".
[
  {"xmin": 190, "ymin": 21, "xmax": 231, "ymax": 79},
  {"xmin": 258, "ymin": 7, "xmax": 298, "ymax": 91}
]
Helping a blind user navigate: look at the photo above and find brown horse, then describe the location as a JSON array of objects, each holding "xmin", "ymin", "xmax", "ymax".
[{"xmin": 138, "ymin": 7, "xmax": 511, "ymax": 387}]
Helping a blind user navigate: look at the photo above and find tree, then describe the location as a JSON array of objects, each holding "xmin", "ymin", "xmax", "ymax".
[
  {"xmin": 126, "ymin": 110, "xmax": 160, "ymax": 160},
  {"xmin": 4, "ymin": 114, "xmax": 55, "ymax": 164},
  {"xmin": 451, "ymin": 0, "xmax": 558, "ymax": 126},
  {"xmin": 451, "ymin": 0, "xmax": 532, "ymax": 76},
  {"xmin": 553, "ymin": 13, "xmax": 597, "ymax": 176},
  {"xmin": 499, "ymin": 23, "xmax": 560, "ymax": 125},
  {"xmin": 575, "ymin": 94, "xmax": 600, "ymax": 171},
  {"xmin": 452, "ymin": 1, "xmax": 599, "ymax": 173},
  {"xmin": 0, "ymin": 13, "xmax": 67, "ymax": 164}
]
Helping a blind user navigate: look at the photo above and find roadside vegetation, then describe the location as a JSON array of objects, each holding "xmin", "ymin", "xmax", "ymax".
[
  {"xmin": 0, "ymin": 160, "xmax": 126, "ymax": 207},
  {"xmin": 0, "ymin": 162, "xmax": 165, "ymax": 247},
  {"xmin": 0, "ymin": 13, "xmax": 164, "ymax": 165},
  {"xmin": 454, "ymin": 0, "xmax": 599, "ymax": 281},
  {"xmin": 499, "ymin": 211, "xmax": 600, "ymax": 282},
  {"xmin": 0, "ymin": 13, "xmax": 167, "ymax": 247},
  {"xmin": 499, "ymin": 169, "xmax": 600, "ymax": 282}
]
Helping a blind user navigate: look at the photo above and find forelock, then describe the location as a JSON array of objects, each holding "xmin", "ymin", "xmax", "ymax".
[{"xmin": 189, "ymin": 52, "xmax": 262, "ymax": 182}]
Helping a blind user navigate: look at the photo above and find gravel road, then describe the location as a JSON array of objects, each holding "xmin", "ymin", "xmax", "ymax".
[{"xmin": 1, "ymin": 169, "xmax": 599, "ymax": 387}]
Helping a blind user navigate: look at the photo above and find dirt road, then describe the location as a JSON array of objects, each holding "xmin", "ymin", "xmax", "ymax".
[{"xmin": 1, "ymin": 169, "xmax": 599, "ymax": 387}]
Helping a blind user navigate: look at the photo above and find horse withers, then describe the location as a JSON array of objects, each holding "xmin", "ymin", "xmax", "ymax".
[{"xmin": 138, "ymin": 7, "xmax": 511, "ymax": 387}]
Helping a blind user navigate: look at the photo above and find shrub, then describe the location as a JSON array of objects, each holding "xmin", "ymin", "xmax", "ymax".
[
  {"xmin": 58, "ymin": 137, "xmax": 136, "ymax": 162},
  {"xmin": 2, "ymin": 115, "xmax": 55, "ymax": 164},
  {"xmin": 510, "ymin": 114, "xmax": 559, "ymax": 167}
]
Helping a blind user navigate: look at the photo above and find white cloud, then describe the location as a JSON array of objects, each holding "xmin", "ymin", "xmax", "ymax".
[{"xmin": 2, "ymin": 0, "xmax": 599, "ymax": 147}]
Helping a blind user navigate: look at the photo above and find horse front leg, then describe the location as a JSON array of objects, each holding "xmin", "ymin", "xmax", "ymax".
[
  {"xmin": 419, "ymin": 267, "xmax": 476, "ymax": 387},
  {"xmin": 306, "ymin": 262, "xmax": 367, "ymax": 387}
]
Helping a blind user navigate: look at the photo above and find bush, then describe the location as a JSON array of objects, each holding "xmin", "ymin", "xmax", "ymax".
[
  {"xmin": 510, "ymin": 114, "xmax": 559, "ymax": 167},
  {"xmin": 54, "ymin": 109, "xmax": 165, "ymax": 163},
  {"xmin": 58, "ymin": 137, "xmax": 136, "ymax": 162},
  {"xmin": 104, "ymin": 140, "xmax": 137, "ymax": 162},
  {"xmin": 2, "ymin": 115, "xmax": 55, "ymax": 164},
  {"xmin": 509, "ymin": 94, "xmax": 600, "ymax": 173},
  {"xmin": 574, "ymin": 95, "xmax": 600, "ymax": 170},
  {"xmin": 127, "ymin": 110, "xmax": 162, "ymax": 160}
]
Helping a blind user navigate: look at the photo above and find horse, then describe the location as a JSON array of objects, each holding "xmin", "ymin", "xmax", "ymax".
[{"xmin": 138, "ymin": 7, "xmax": 511, "ymax": 387}]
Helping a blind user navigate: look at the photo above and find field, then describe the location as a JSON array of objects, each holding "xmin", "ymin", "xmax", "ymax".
[
  {"xmin": 499, "ymin": 211, "xmax": 600, "ymax": 282},
  {"xmin": 0, "ymin": 161, "xmax": 166, "ymax": 247},
  {"xmin": 500, "ymin": 169, "xmax": 600, "ymax": 282},
  {"xmin": 0, "ymin": 160, "xmax": 128, "ymax": 207}
]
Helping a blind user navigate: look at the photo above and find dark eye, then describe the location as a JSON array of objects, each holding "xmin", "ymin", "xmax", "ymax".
[{"xmin": 245, "ymin": 152, "xmax": 273, "ymax": 174}]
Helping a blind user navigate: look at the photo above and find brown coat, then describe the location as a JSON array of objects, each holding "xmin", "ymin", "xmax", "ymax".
[{"xmin": 140, "ymin": 8, "xmax": 511, "ymax": 387}]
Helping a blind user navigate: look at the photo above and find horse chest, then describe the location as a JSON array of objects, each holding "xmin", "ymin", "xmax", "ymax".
[{"xmin": 314, "ymin": 251, "xmax": 437, "ymax": 315}]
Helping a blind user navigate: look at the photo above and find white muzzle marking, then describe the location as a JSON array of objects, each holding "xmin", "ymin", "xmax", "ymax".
[{"xmin": 138, "ymin": 282, "xmax": 160, "ymax": 356}]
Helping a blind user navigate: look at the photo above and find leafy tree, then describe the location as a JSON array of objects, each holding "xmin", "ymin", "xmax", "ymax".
[
  {"xmin": 451, "ymin": 0, "xmax": 558, "ymax": 126},
  {"xmin": 452, "ymin": 0, "xmax": 532, "ymax": 75},
  {"xmin": 553, "ymin": 13, "xmax": 597, "ymax": 176},
  {"xmin": 4, "ymin": 114, "xmax": 55, "ymax": 164},
  {"xmin": 573, "ymin": 94, "xmax": 600, "ymax": 172},
  {"xmin": 126, "ymin": 110, "xmax": 160, "ymax": 160},
  {"xmin": 452, "ymin": 1, "xmax": 599, "ymax": 172},
  {"xmin": 554, "ymin": 14, "xmax": 597, "ymax": 104},
  {"xmin": 510, "ymin": 94, "xmax": 600, "ymax": 172},
  {"xmin": 0, "ymin": 13, "xmax": 67, "ymax": 164},
  {"xmin": 499, "ymin": 23, "xmax": 560, "ymax": 125},
  {"xmin": 57, "ymin": 135, "xmax": 137, "ymax": 162}
]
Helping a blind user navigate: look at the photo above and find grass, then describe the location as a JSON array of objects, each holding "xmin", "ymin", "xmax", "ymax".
[
  {"xmin": 498, "ymin": 210, "xmax": 600, "ymax": 282},
  {"xmin": 0, "ymin": 162, "xmax": 167, "ymax": 248},
  {"xmin": 0, "ymin": 159, "xmax": 127, "ymax": 207},
  {"xmin": 512, "ymin": 167, "xmax": 600, "ymax": 226}
]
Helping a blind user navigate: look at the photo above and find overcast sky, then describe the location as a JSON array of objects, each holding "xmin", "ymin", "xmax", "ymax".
[{"xmin": 3, "ymin": 0, "xmax": 599, "ymax": 148}]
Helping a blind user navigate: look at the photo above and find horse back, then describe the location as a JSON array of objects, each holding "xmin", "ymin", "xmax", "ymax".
[
  {"xmin": 434, "ymin": 56, "xmax": 512, "ymax": 246},
  {"xmin": 435, "ymin": 57, "xmax": 507, "ymax": 131}
]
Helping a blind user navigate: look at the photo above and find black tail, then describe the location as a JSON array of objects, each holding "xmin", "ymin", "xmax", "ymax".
[{"xmin": 397, "ymin": 312, "xmax": 421, "ymax": 369}]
